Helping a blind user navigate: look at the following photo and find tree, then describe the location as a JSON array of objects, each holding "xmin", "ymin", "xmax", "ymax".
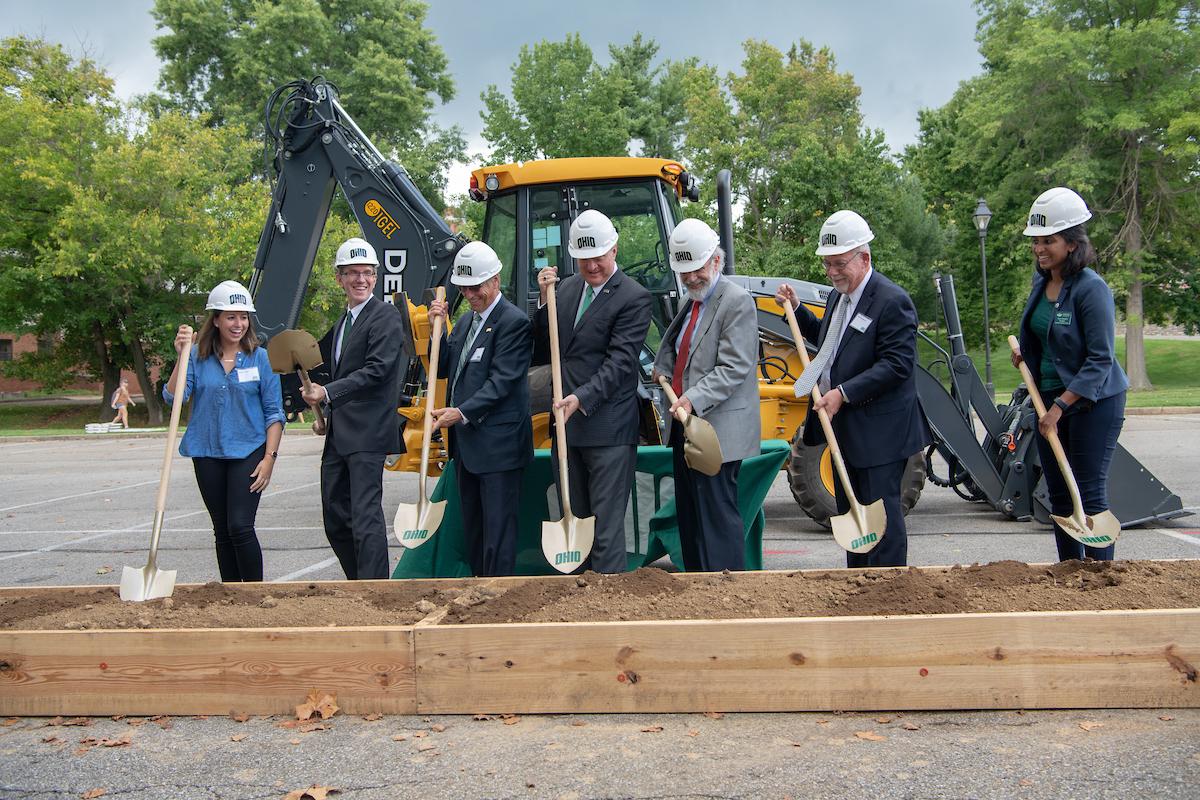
[
  {"xmin": 151, "ymin": 0, "xmax": 463, "ymax": 202},
  {"xmin": 908, "ymin": 0, "xmax": 1200, "ymax": 389},
  {"xmin": 605, "ymin": 34, "xmax": 697, "ymax": 158},
  {"xmin": 480, "ymin": 34, "xmax": 632, "ymax": 161}
]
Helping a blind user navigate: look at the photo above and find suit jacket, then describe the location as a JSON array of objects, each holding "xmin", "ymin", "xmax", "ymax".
[
  {"xmin": 532, "ymin": 269, "xmax": 652, "ymax": 447},
  {"xmin": 1018, "ymin": 267, "xmax": 1128, "ymax": 402},
  {"xmin": 438, "ymin": 296, "xmax": 534, "ymax": 474},
  {"xmin": 320, "ymin": 296, "xmax": 407, "ymax": 456},
  {"xmin": 795, "ymin": 270, "xmax": 932, "ymax": 468},
  {"xmin": 653, "ymin": 277, "xmax": 761, "ymax": 463}
]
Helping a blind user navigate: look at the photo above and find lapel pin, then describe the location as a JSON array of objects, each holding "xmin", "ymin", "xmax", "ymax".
[{"xmin": 485, "ymin": 327, "xmax": 493, "ymax": 333}]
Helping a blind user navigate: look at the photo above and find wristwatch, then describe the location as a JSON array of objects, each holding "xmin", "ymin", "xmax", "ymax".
[
  {"xmin": 1053, "ymin": 397, "xmax": 1070, "ymax": 413},
  {"xmin": 268, "ymin": 450, "xmax": 278, "ymax": 459}
]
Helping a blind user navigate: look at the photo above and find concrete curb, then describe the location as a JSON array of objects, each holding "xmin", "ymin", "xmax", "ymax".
[{"xmin": 1125, "ymin": 407, "xmax": 1200, "ymax": 416}]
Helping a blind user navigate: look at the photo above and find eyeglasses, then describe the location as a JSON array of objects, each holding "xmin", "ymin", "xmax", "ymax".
[
  {"xmin": 340, "ymin": 268, "xmax": 376, "ymax": 280},
  {"xmin": 822, "ymin": 252, "xmax": 862, "ymax": 272}
]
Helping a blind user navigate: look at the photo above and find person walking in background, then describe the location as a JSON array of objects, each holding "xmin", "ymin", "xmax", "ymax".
[
  {"xmin": 652, "ymin": 218, "xmax": 760, "ymax": 572},
  {"xmin": 1013, "ymin": 187, "xmax": 1128, "ymax": 562},
  {"xmin": 532, "ymin": 210, "xmax": 652, "ymax": 573},
  {"xmin": 164, "ymin": 280, "xmax": 284, "ymax": 582},
  {"xmin": 776, "ymin": 210, "xmax": 931, "ymax": 569},
  {"xmin": 110, "ymin": 378, "xmax": 134, "ymax": 428},
  {"xmin": 301, "ymin": 237, "xmax": 407, "ymax": 580}
]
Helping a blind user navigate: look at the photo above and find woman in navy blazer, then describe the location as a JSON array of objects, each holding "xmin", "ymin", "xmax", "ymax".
[{"xmin": 1013, "ymin": 187, "xmax": 1128, "ymax": 562}]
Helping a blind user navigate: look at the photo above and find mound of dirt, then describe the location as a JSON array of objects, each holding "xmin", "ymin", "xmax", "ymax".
[{"xmin": 1, "ymin": 560, "xmax": 1196, "ymax": 631}]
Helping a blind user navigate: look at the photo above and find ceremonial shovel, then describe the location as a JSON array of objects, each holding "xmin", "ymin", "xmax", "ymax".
[
  {"xmin": 656, "ymin": 376, "xmax": 724, "ymax": 477},
  {"xmin": 266, "ymin": 329, "xmax": 326, "ymax": 435},
  {"xmin": 120, "ymin": 340, "xmax": 189, "ymax": 601},
  {"xmin": 780, "ymin": 300, "xmax": 886, "ymax": 554},
  {"xmin": 1008, "ymin": 335, "xmax": 1120, "ymax": 547},
  {"xmin": 392, "ymin": 288, "xmax": 448, "ymax": 548},
  {"xmin": 541, "ymin": 281, "xmax": 596, "ymax": 573}
]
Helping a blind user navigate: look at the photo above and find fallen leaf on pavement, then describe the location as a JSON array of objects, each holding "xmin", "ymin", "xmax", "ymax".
[
  {"xmin": 417, "ymin": 742, "xmax": 436, "ymax": 752},
  {"xmin": 363, "ymin": 713, "xmax": 383, "ymax": 722},
  {"xmin": 3, "ymin": 718, "xmax": 20, "ymax": 727},
  {"xmin": 230, "ymin": 712, "xmax": 250, "ymax": 723},
  {"xmin": 1159, "ymin": 716, "xmax": 1175, "ymax": 722},
  {"xmin": 501, "ymin": 715, "xmax": 520, "ymax": 726},
  {"xmin": 412, "ymin": 730, "xmax": 426, "ymax": 738},
  {"xmin": 570, "ymin": 721, "xmax": 587, "ymax": 727},
  {"xmin": 640, "ymin": 725, "xmax": 663, "ymax": 733},
  {"xmin": 283, "ymin": 785, "xmax": 341, "ymax": 800},
  {"xmin": 901, "ymin": 722, "xmax": 921, "ymax": 731},
  {"xmin": 472, "ymin": 714, "xmax": 495, "ymax": 721},
  {"xmin": 431, "ymin": 723, "xmax": 446, "ymax": 732},
  {"xmin": 1078, "ymin": 721, "xmax": 1103, "ymax": 732},
  {"xmin": 82, "ymin": 789, "xmax": 107, "ymax": 799},
  {"xmin": 42, "ymin": 736, "xmax": 63, "ymax": 744},
  {"xmin": 875, "ymin": 716, "xmax": 893, "ymax": 724},
  {"xmin": 703, "ymin": 711, "xmax": 725, "ymax": 719},
  {"xmin": 230, "ymin": 734, "xmax": 248, "ymax": 742},
  {"xmin": 854, "ymin": 731, "xmax": 886, "ymax": 742},
  {"xmin": 687, "ymin": 730, "xmax": 699, "ymax": 737},
  {"xmin": 295, "ymin": 691, "xmax": 339, "ymax": 721},
  {"xmin": 48, "ymin": 717, "xmax": 92, "ymax": 727},
  {"xmin": 95, "ymin": 566, "xmax": 112, "ymax": 575},
  {"xmin": 391, "ymin": 734, "xmax": 407, "ymax": 742}
]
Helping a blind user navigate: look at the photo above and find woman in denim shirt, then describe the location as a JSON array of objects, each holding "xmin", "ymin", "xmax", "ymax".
[
  {"xmin": 1012, "ymin": 188, "xmax": 1129, "ymax": 562},
  {"xmin": 164, "ymin": 280, "xmax": 285, "ymax": 581}
]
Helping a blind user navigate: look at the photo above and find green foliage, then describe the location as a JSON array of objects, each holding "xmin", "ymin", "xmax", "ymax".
[
  {"xmin": 151, "ymin": 0, "xmax": 463, "ymax": 202},
  {"xmin": 906, "ymin": 0, "xmax": 1200, "ymax": 386}
]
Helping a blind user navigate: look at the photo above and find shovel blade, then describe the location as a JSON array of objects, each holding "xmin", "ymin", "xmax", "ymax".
[
  {"xmin": 541, "ymin": 516, "xmax": 596, "ymax": 574},
  {"xmin": 266, "ymin": 329, "xmax": 323, "ymax": 373},
  {"xmin": 1052, "ymin": 510, "xmax": 1120, "ymax": 549},
  {"xmin": 682, "ymin": 417, "xmax": 724, "ymax": 477},
  {"xmin": 119, "ymin": 564, "xmax": 177, "ymax": 602},
  {"xmin": 830, "ymin": 499, "xmax": 887, "ymax": 554},
  {"xmin": 393, "ymin": 499, "xmax": 447, "ymax": 549}
]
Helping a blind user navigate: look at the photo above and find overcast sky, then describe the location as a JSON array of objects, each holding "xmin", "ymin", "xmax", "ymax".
[{"xmin": 5, "ymin": 1, "xmax": 984, "ymax": 190}]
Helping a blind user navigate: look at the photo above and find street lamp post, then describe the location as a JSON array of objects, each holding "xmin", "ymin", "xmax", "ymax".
[{"xmin": 972, "ymin": 198, "xmax": 994, "ymax": 400}]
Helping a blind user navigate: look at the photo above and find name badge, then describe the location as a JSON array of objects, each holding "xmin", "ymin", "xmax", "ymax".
[
  {"xmin": 1054, "ymin": 311, "xmax": 1073, "ymax": 326},
  {"xmin": 849, "ymin": 313, "xmax": 873, "ymax": 333},
  {"xmin": 469, "ymin": 347, "xmax": 485, "ymax": 363},
  {"xmin": 236, "ymin": 366, "xmax": 260, "ymax": 383}
]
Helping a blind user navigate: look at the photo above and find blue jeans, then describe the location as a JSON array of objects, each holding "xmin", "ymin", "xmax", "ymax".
[{"xmin": 1035, "ymin": 391, "xmax": 1125, "ymax": 561}]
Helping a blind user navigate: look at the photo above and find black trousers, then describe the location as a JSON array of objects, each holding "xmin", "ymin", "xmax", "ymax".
[
  {"xmin": 456, "ymin": 462, "xmax": 523, "ymax": 577},
  {"xmin": 192, "ymin": 444, "xmax": 265, "ymax": 582},
  {"xmin": 670, "ymin": 421, "xmax": 744, "ymax": 572},
  {"xmin": 834, "ymin": 458, "xmax": 908, "ymax": 569},
  {"xmin": 1036, "ymin": 390, "xmax": 1125, "ymax": 562},
  {"xmin": 320, "ymin": 448, "xmax": 391, "ymax": 580},
  {"xmin": 551, "ymin": 442, "xmax": 637, "ymax": 574}
]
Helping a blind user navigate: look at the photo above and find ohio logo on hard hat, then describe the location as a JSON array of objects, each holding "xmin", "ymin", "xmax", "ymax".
[
  {"xmin": 673, "ymin": 250, "xmax": 693, "ymax": 262},
  {"xmin": 457, "ymin": 264, "xmax": 472, "ymax": 276},
  {"xmin": 349, "ymin": 248, "xmax": 368, "ymax": 260},
  {"xmin": 1029, "ymin": 213, "xmax": 1047, "ymax": 227},
  {"xmin": 821, "ymin": 233, "xmax": 837, "ymax": 246},
  {"xmin": 576, "ymin": 236, "xmax": 596, "ymax": 249},
  {"xmin": 229, "ymin": 293, "xmax": 248, "ymax": 306}
]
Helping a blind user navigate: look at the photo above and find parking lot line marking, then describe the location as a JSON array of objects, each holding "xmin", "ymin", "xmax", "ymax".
[
  {"xmin": 0, "ymin": 480, "xmax": 160, "ymax": 512},
  {"xmin": 0, "ymin": 527, "xmax": 327, "ymax": 536},
  {"xmin": 1149, "ymin": 528, "xmax": 1200, "ymax": 549},
  {"xmin": 274, "ymin": 557, "xmax": 340, "ymax": 582}
]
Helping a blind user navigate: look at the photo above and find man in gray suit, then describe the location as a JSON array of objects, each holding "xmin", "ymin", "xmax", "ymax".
[
  {"xmin": 533, "ymin": 210, "xmax": 652, "ymax": 573},
  {"xmin": 653, "ymin": 218, "xmax": 760, "ymax": 572}
]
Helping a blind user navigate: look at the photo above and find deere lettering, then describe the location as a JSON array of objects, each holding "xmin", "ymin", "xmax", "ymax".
[
  {"xmin": 821, "ymin": 233, "xmax": 838, "ymax": 246},
  {"xmin": 554, "ymin": 550, "xmax": 582, "ymax": 566},
  {"xmin": 1029, "ymin": 212, "xmax": 1047, "ymax": 227},
  {"xmin": 576, "ymin": 235, "xmax": 596, "ymax": 249},
  {"xmin": 364, "ymin": 199, "xmax": 399, "ymax": 239},
  {"xmin": 673, "ymin": 250, "xmax": 693, "ymax": 262},
  {"xmin": 849, "ymin": 532, "xmax": 878, "ymax": 550},
  {"xmin": 402, "ymin": 528, "xmax": 429, "ymax": 541}
]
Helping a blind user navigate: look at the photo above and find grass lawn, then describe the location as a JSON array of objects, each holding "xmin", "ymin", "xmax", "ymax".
[{"xmin": 0, "ymin": 401, "xmax": 312, "ymax": 436}]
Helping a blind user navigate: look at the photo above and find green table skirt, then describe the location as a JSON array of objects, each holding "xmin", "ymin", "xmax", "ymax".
[{"xmin": 392, "ymin": 440, "xmax": 790, "ymax": 578}]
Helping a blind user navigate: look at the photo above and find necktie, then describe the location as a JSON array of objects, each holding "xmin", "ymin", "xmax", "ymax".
[
  {"xmin": 336, "ymin": 312, "xmax": 353, "ymax": 365},
  {"xmin": 671, "ymin": 301, "xmax": 703, "ymax": 397},
  {"xmin": 451, "ymin": 313, "xmax": 482, "ymax": 402},
  {"xmin": 794, "ymin": 295, "xmax": 848, "ymax": 398},
  {"xmin": 575, "ymin": 284, "xmax": 595, "ymax": 326}
]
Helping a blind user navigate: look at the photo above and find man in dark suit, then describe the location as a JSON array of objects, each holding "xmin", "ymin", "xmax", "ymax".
[
  {"xmin": 302, "ymin": 237, "xmax": 406, "ymax": 579},
  {"xmin": 532, "ymin": 210, "xmax": 652, "ymax": 573},
  {"xmin": 428, "ymin": 241, "xmax": 533, "ymax": 577},
  {"xmin": 776, "ymin": 210, "xmax": 931, "ymax": 568}
]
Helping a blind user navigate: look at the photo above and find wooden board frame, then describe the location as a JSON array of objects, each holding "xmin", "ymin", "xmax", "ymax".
[{"xmin": 1, "ymin": 571, "xmax": 1197, "ymax": 716}]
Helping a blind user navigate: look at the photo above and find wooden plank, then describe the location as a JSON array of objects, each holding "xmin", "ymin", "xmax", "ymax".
[
  {"xmin": 414, "ymin": 609, "xmax": 1200, "ymax": 713},
  {"xmin": 0, "ymin": 627, "xmax": 415, "ymax": 716}
]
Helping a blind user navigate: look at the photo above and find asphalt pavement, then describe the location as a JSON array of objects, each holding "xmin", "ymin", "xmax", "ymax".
[{"xmin": 0, "ymin": 414, "xmax": 1198, "ymax": 799}]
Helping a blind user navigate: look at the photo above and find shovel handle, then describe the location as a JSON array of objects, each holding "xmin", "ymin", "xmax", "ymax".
[
  {"xmin": 779, "ymin": 300, "xmax": 862, "ymax": 509},
  {"xmin": 1007, "ymin": 335, "xmax": 1086, "ymax": 513},
  {"xmin": 419, "ymin": 287, "xmax": 447, "ymax": 500},
  {"xmin": 149, "ymin": 338, "xmax": 192, "ymax": 567},
  {"xmin": 655, "ymin": 376, "xmax": 691, "ymax": 424},
  {"xmin": 546, "ymin": 281, "xmax": 575, "ymax": 519},
  {"xmin": 296, "ymin": 368, "xmax": 327, "ymax": 435}
]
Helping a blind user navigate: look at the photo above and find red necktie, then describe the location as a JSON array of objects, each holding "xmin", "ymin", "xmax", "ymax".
[{"xmin": 672, "ymin": 301, "xmax": 702, "ymax": 397}]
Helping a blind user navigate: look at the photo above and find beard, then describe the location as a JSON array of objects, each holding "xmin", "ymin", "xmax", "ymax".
[{"xmin": 685, "ymin": 273, "xmax": 713, "ymax": 301}]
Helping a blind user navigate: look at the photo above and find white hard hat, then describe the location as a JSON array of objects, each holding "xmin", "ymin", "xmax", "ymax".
[
  {"xmin": 205, "ymin": 280, "xmax": 256, "ymax": 312},
  {"xmin": 335, "ymin": 237, "xmax": 379, "ymax": 268},
  {"xmin": 451, "ymin": 241, "xmax": 503, "ymax": 286},
  {"xmin": 668, "ymin": 218, "xmax": 721, "ymax": 273},
  {"xmin": 567, "ymin": 209, "xmax": 619, "ymax": 259},
  {"xmin": 815, "ymin": 210, "xmax": 874, "ymax": 256},
  {"xmin": 1023, "ymin": 187, "xmax": 1092, "ymax": 236}
]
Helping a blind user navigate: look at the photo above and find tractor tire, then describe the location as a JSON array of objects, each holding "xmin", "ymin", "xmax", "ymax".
[{"xmin": 788, "ymin": 429, "xmax": 927, "ymax": 528}]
